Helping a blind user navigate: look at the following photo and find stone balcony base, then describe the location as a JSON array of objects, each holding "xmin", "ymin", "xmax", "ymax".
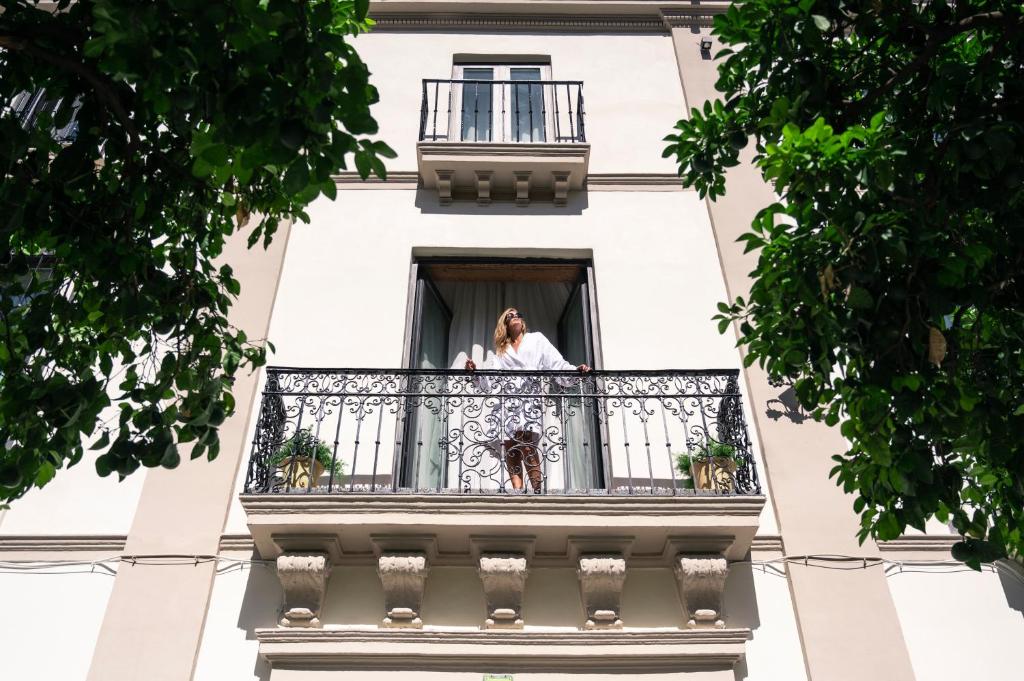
[{"xmin": 240, "ymin": 493, "xmax": 765, "ymax": 566}]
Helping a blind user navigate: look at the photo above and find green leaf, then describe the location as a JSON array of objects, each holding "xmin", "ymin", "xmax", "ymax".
[{"xmin": 811, "ymin": 15, "xmax": 830, "ymax": 31}]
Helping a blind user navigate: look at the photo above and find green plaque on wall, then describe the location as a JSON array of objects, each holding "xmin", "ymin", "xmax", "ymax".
[{"xmin": 483, "ymin": 675, "xmax": 513, "ymax": 681}]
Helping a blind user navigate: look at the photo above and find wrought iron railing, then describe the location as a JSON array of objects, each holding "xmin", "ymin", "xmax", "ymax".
[
  {"xmin": 244, "ymin": 368, "xmax": 760, "ymax": 496},
  {"xmin": 418, "ymin": 79, "xmax": 586, "ymax": 143}
]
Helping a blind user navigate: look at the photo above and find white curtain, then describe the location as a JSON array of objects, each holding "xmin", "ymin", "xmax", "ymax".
[
  {"xmin": 429, "ymin": 281, "xmax": 593, "ymax": 491},
  {"xmin": 440, "ymin": 281, "xmax": 570, "ymax": 370}
]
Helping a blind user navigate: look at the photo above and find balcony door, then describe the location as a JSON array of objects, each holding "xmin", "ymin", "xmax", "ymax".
[
  {"xmin": 454, "ymin": 64, "xmax": 551, "ymax": 143},
  {"xmin": 401, "ymin": 259, "xmax": 603, "ymax": 492}
]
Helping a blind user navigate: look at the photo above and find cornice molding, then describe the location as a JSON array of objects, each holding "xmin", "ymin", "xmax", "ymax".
[
  {"xmin": 256, "ymin": 627, "xmax": 751, "ymax": 671},
  {"xmin": 218, "ymin": 534, "xmax": 257, "ymax": 552},
  {"xmin": 877, "ymin": 535, "xmax": 959, "ymax": 553},
  {"xmin": 373, "ymin": 13, "xmax": 666, "ymax": 33},
  {"xmin": 749, "ymin": 534, "xmax": 784, "ymax": 553},
  {"xmin": 332, "ymin": 170, "xmax": 419, "ymax": 186},
  {"xmin": 0, "ymin": 535, "xmax": 127, "ymax": 553},
  {"xmin": 332, "ymin": 171, "xmax": 687, "ymax": 190}
]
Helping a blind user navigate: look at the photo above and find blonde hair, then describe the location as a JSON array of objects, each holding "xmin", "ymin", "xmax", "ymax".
[{"xmin": 493, "ymin": 307, "xmax": 528, "ymax": 356}]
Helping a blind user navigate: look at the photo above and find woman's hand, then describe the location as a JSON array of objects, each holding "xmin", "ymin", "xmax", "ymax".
[
  {"xmin": 465, "ymin": 359, "xmax": 477, "ymax": 372},
  {"xmin": 577, "ymin": 363, "xmax": 591, "ymax": 373}
]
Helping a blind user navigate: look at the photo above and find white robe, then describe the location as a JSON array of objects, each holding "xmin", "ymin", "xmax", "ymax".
[{"xmin": 477, "ymin": 332, "xmax": 576, "ymax": 439}]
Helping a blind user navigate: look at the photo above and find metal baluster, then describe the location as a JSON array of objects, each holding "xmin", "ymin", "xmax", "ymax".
[
  {"xmin": 620, "ymin": 398, "xmax": 633, "ymax": 494},
  {"xmin": 576, "ymin": 84, "xmax": 586, "ymax": 143},
  {"xmin": 499, "ymin": 380, "xmax": 507, "ymax": 491},
  {"xmin": 392, "ymin": 375, "xmax": 409, "ymax": 492},
  {"xmin": 458, "ymin": 395, "xmax": 466, "ymax": 493},
  {"xmin": 527, "ymin": 82, "xmax": 535, "ymax": 142},
  {"xmin": 439, "ymin": 379, "xmax": 449, "ymax": 492},
  {"xmin": 473, "ymin": 81, "xmax": 480, "ymax": 142},
  {"xmin": 640, "ymin": 399, "xmax": 655, "ymax": 494},
  {"xmin": 553, "ymin": 82, "xmax": 561, "ymax": 142},
  {"xmin": 432, "ymin": 81, "xmax": 440, "ymax": 141},
  {"xmin": 513, "ymin": 82, "xmax": 520, "ymax": 142},
  {"xmin": 419, "ymin": 81, "xmax": 428, "ymax": 141},
  {"xmin": 539, "ymin": 82, "xmax": 546, "ymax": 142},
  {"xmin": 578, "ymin": 377, "xmax": 592, "ymax": 492},
  {"xmin": 348, "ymin": 397, "xmax": 365, "ymax": 492},
  {"xmin": 501, "ymin": 82, "xmax": 506, "ymax": 143},
  {"xmin": 285, "ymin": 395, "xmax": 306, "ymax": 493},
  {"xmin": 328, "ymin": 395, "xmax": 346, "ymax": 493},
  {"xmin": 697, "ymin": 393, "xmax": 716, "ymax": 493},
  {"xmin": 369, "ymin": 399, "xmax": 384, "ymax": 492},
  {"xmin": 565, "ymin": 84, "xmax": 576, "ymax": 142},
  {"xmin": 415, "ymin": 418, "xmax": 425, "ymax": 491},
  {"xmin": 559, "ymin": 390, "xmax": 569, "ymax": 492},
  {"xmin": 660, "ymin": 398, "xmax": 678, "ymax": 495}
]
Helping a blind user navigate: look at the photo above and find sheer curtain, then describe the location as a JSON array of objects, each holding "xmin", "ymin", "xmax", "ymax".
[{"xmin": 435, "ymin": 281, "xmax": 589, "ymax": 491}]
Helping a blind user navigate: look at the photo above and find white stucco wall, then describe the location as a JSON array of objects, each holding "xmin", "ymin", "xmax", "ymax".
[
  {"xmin": 727, "ymin": 563, "xmax": 807, "ymax": 681},
  {"xmin": 0, "ymin": 570, "xmax": 115, "ymax": 679},
  {"xmin": 0, "ymin": 450, "xmax": 146, "ymax": 535},
  {"xmin": 352, "ymin": 31, "xmax": 684, "ymax": 174},
  {"xmin": 193, "ymin": 561, "xmax": 282, "ymax": 681},
  {"xmin": 221, "ymin": 184, "xmax": 780, "ymax": 532},
  {"xmin": 889, "ymin": 563, "xmax": 1024, "ymax": 681}
]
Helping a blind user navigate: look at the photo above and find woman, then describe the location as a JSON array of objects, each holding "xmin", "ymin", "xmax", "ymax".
[{"xmin": 465, "ymin": 307, "xmax": 590, "ymax": 492}]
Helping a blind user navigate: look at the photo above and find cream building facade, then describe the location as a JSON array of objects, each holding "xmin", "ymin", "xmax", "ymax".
[{"xmin": 2, "ymin": 2, "xmax": 1023, "ymax": 680}]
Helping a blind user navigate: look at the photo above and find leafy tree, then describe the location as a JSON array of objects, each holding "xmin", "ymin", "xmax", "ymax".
[
  {"xmin": 0, "ymin": 0, "xmax": 393, "ymax": 504},
  {"xmin": 663, "ymin": 1, "xmax": 1024, "ymax": 567}
]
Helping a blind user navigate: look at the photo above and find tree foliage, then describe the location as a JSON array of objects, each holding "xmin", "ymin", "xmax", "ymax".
[
  {"xmin": 663, "ymin": 0, "xmax": 1024, "ymax": 567},
  {"xmin": 0, "ymin": 0, "xmax": 393, "ymax": 503}
]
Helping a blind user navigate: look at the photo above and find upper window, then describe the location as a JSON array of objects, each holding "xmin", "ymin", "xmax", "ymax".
[{"xmin": 453, "ymin": 64, "xmax": 552, "ymax": 143}]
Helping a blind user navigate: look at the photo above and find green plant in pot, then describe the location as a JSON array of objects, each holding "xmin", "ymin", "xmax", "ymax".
[
  {"xmin": 676, "ymin": 441, "xmax": 745, "ymax": 492},
  {"xmin": 269, "ymin": 428, "xmax": 344, "ymax": 489}
]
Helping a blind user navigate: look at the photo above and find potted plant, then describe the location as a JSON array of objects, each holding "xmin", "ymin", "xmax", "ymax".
[
  {"xmin": 675, "ymin": 441, "xmax": 745, "ymax": 492},
  {"xmin": 269, "ymin": 429, "xmax": 344, "ymax": 489}
]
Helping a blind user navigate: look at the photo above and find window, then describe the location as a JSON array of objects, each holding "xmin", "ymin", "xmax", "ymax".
[{"xmin": 453, "ymin": 64, "xmax": 553, "ymax": 143}]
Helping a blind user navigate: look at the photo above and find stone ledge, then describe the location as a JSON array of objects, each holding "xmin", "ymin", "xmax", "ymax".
[
  {"xmin": 241, "ymin": 493, "xmax": 764, "ymax": 564},
  {"xmin": 256, "ymin": 627, "xmax": 751, "ymax": 671}
]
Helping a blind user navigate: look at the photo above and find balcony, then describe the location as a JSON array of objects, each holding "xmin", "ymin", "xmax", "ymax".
[
  {"xmin": 416, "ymin": 79, "xmax": 590, "ymax": 205},
  {"xmin": 240, "ymin": 368, "xmax": 764, "ymax": 566}
]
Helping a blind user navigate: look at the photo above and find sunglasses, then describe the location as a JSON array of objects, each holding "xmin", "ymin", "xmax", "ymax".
[{"xmin": 505, "ymin": 311, "xmax": 524, "ymax": 321}]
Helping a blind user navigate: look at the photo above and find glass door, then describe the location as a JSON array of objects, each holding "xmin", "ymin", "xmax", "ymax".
[
  {"xmin": 402, "ymin": 273, "xmax": 452, "ymax": 490},
  {"xmin": 509, "ymin": 67, "xmax": 546, "ymax": 142},
  {"xmin": 556, "ymin": 275, "xmax": 603, "ymax": 490},
  {"xmin": 454, "ymin": 64, "xmax": 552, "ymax": 143},
  {"xmin": 458, "ymin": 67, "xmax": 494, "ymax": 142}
]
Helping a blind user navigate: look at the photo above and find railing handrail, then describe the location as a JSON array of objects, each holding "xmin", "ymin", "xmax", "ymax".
[
  {"xmin": 263, "ymin": 366, "xmax": 740, "ymax": 377},
  {"xmin": 422, "ymin": 78, "xmax": 585, "ymax": 86}
]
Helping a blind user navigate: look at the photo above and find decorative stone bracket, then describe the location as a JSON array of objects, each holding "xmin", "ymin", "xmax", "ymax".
[
  {"xmin": 378, "ymin": 553, "xmax": 429, "ymax": 628},
  {"xmin": 674, "ymin": 553, "xmax": 729, "ymax": 629},
  {"xmin": 276, "ymin": 553, "xmax": 331, "ymax": 628},
  {"xmin": 577, "ymin": 554, "xmax": 626, "ymax": 629},
  {"xmin": 478, "ymin": 554, "xmax": 529, "ymax": 628}
]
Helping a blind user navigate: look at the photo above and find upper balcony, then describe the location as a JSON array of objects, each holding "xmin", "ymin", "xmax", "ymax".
[
  {"xmin": 416, "ymin": 79, "xmax": 591, "ymax": 205},
  {"xmin": 240, "ymin": 368, "xmax": 764, "ymax": 566}
]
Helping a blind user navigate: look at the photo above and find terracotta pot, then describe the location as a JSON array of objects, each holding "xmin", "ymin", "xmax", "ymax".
[
  {"xmin": 690, "ymin": 457, "xmax": 737, "ymax": 492},
  {"xmin": 277, "ymin": 457, "xmax": 325, "ymax": 489}
]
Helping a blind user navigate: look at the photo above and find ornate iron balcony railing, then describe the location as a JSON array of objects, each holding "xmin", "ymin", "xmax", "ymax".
[
  {"xmin": 418, "ymin": 79, "xmax": 586, "ymax": 143},
  {"xmin": 244, "ymin": 368, "xmax": 761, "ymax": 497}
]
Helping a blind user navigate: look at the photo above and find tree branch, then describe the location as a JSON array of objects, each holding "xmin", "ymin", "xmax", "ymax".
[{"xmin": 0, "ymin": 34, "xmax": 139, "ymax": 152}]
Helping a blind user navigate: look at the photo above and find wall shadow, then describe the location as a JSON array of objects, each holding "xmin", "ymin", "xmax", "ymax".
[
  {"xmin": 723, "ymin": 560, "xmax": 765, "ymax": 681},
  {"xmin": 414, "ymin": 188, "xmax": 589, "ymax": 215},
  {"xmin": 235, "ymin": 562, "xmax": 284, "ymax": 681},
  {"xmin": 998, "ymin": 560, "xmax": 1024, "ymax": 619}
]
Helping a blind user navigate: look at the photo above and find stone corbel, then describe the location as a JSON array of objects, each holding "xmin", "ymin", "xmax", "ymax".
[
  {"xmin": 377, "ymin": 553, "xmax": 429, "ymax": 628},
  {"xmin": 475, "ymin": 170, "xmax": 494, "ymax": 205},
  {"xmin": 513, "ymin": 171, "xmax": 532, "ymax": 206},
  {"xmin": 577, "ymin": 554, "xmax": 626, "ymax": 629},
  {"xmin": 276, "ymin": 553, "xmax": 331, "ymax": 628},
  {"xmin": 551, "ymin": 170, "xmax": 571, "ymax": 207},
  {"xmin": 674, "ymin": 553, "xmax": 729, "ymax": 629},
  {"xmin": 478, "ymin": 554, "xmax": 528, "ymax": 628},
  {"xmin": 435, "ymin": 169, "xmax": 454, "ymax": 205}
]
